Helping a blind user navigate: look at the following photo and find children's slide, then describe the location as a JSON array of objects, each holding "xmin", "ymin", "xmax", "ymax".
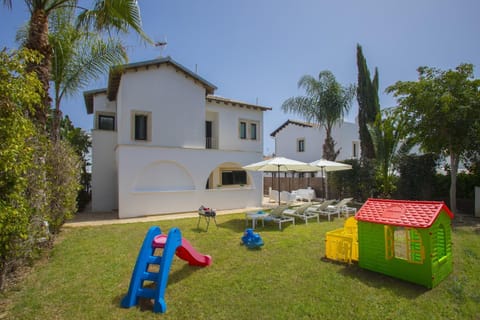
[{"xmin": 153, "ymin": 234, "xmax": 212, "ymax": 267}]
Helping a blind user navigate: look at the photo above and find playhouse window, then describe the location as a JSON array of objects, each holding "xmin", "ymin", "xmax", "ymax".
[
  {"xmin": 394, "ymin": 227, "xmax": 408, "ymax": 260},
  {"xmin": 384, "ymin": 226, "xmax": 424, "ymax": 264},
  {"xmin": 435, "ymin": 224, "xmax": 447, "ymax": 260}
]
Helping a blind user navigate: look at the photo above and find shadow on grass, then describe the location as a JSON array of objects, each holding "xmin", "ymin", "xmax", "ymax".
[
  {"xmin": 330, "ymin": 260, "xmax": 429, "ymax": 298},
  {"xmin": 113, "ymin": 263, "xmax": 205, "ymax": 312},
  {"xmin": 216, "ymin": 218, "xmax": 295, "ymax": 233},
  {"xmin": 216, "ymin": 218, "xmax": 248, "ymax": 233}
]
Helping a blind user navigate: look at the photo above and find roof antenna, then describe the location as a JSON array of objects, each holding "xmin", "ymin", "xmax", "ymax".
[{"xmin": 154, "ymin": 36, "xmax": 167, "ymax": 57}]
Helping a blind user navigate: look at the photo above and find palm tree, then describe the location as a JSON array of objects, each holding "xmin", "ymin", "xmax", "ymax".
[
  {"xmin": 367, "ymin": 108, "xmax": 413, "ymax": 197},
  {"xmin": 281, "ymin": 70, "xmax": 355, "ymax": 160},
  {"xmin": 2, "ymin": 0, "xmax": 150, "ymax": 131},
  {"xmin": 48, "ymin": 7, "xmax": 127, "ymax": 141}
]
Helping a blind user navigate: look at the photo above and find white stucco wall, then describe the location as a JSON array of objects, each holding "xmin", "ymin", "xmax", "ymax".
[
  {"xmin": 206, "ymin": 101, "xmax": 264, "ymax": 153},
  {"xmin": 274, "ymin": 121, "xmax": 360, "ymax": 162},
  {"xmin": 88, "ymin": 60, "xmax": 269, "ymax": 217},
  {"xmin": 116, "ymin": 145, "xmax": 263, "ymax": 218},
  {"xmin": 116, "ymin": 64, "xmax": 206, "ymax": 148},
  {"xmin": 91, "ymin": 130, "xmax": 117, "ymax": 212},
  {"xmin": 92, "ymin": 93, "xmax": 115, "ymax": 113}
]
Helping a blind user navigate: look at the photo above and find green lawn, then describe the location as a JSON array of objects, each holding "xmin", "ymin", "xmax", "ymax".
[{"xmin": 3, "ymin": 213, "xmax": 480, "ymax": 319}]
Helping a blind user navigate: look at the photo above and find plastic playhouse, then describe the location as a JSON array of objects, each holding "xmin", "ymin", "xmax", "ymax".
[
  {"xmin": 324, "ymin": 198, "xmax": 454, "ymax": 288},
  {"xmin": 121, "ymin": 226, "xmax": 211, "ymax": 313},
  {"xmin": 241, "ymin": 228, "xmax": 264, "ymax": 249}
]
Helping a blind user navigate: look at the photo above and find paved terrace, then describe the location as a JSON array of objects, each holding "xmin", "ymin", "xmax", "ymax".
[
  {"xmin": 64, "ymin": 198, "xmax": 479, "ymax": 229},
  {"xmin": 64, "ymin": 197, "xmax": 280, "ymax": 228}
]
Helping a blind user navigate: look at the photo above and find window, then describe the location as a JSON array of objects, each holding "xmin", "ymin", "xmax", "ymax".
[
  {"xmin": 352, "ymin": 141, "xmax": 360, "ymax": 158},
  {"xmin": 239, "ymin": 121, "xmax": 247, "ymax": 139},
  {"xmin": 97, "ymin": 114, "xmax": 115, "ymax": 131},
  {"xmin": 239, "ymin": 119, "xmax": 259, "ymax": 140},
  {"xmin": 384, "ymin": 226, "xmax": 424, "ymax": 264},
  {"xmin": 297, "ymin": 138, "xmax": 305, "ymax": 152},
  {"xmin": 206, "ymin": 121, "xmax": 213, "ymax": 148},
  {"xmin": 135, "ymin": 115, "xmax": 147, "ymax": 140},
  {"xmin": 221, "ymin": 170, "xmax": 247, "ymax": 185},
  {"xmin": 250, "ymin": 123, "xmax": 257, "ymax": 140},
  {"xmin": 131, "ymin": 111, "xmax": 151, "ymax": 141},
  {"xmin": 393, "ymin": 227, "xmax": 408, "ymax": 260},
  {"xmin": 435, "ymin": 224, "xmax": 447, "ymax": 261}
]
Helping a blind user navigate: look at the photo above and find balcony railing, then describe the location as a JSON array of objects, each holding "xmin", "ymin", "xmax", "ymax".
[{"xmin": 206, "ymin": 137, "xmax": 218, "ymax": 149}]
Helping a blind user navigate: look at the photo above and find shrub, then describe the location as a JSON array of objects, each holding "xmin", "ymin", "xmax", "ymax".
[
  {"xmin": 329, "ymin": 159, "xmax": 377, "ymax": 201},
  {"xmin": 45, "ymin": 140, "xmax": 82, "ymax": 234},
  {"xmin": 0, "ymin": 49, "xmax": 42, "ymax": 290},
  {"xmin": 396, "ymin": 153, "xmax": 438, "ymax": 200}
]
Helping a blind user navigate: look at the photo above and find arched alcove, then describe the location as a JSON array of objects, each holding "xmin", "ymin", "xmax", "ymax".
[{"xmin": 204, "ymin": 161, "xmax": 254, "ymax": 190}]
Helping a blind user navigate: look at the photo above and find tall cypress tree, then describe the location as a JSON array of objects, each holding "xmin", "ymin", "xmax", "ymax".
[{"xmin": 356, "ymin": 44, "xmax": 380, "ymax": 160}]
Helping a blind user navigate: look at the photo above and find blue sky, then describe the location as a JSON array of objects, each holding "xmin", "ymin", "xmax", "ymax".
[{"xmin": 1, "ymin": 0, "xmax": 479, "ymax": 155}]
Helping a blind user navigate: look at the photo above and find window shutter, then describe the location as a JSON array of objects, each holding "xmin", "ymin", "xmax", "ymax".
[{"xmin": 384, "ymin": 226, "xmax": 394, "ymax": 260}]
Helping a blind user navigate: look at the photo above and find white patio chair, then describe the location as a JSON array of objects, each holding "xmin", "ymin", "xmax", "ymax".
[
  {"xmin": 282, "ymin": 203, "xmax": 319, "ymax": 224},
  {"xmin": 317, "ymin": 198, "xmax": 354, "ymax": 221},
  {"xmin": 264, "ymin": 205, "xmax": 295, "ymax": 230},
  {"xmin": 305, "ymin": 199, "xmax": 336, "ymax": 221}
]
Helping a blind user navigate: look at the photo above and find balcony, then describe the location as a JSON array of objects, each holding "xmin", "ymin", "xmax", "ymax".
[{"xmin": 206, "ymin": 137, "xmax": 218, "ymax": 149}]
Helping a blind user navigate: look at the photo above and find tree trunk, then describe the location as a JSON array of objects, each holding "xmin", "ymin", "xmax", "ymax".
[
  {"xmin": 51, "ymin": 100, "xmax": 62, "ymax": 142},
  {"xmin": 0, "ymin": 261, "xmax": 6, "ymax": 292},
  {"xmin": 26, "ymin": 8, "xmax": 52, "ymax": 131},
  {"xmin": 449, "ymin": 151, "xmax": 459, "ymax": 214},
  {"xmin": 323, "ymin": 126, "xmax": 338, "ymax": 160}
]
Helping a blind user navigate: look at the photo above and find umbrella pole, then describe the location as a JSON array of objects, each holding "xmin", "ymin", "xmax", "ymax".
[
  {"xmin": 322, "ymin": 167, "xmax": 326, "ymax": 200},
  {"xmin": 277, "ymin": 165, "xmax": 281, "ymax": 205}
]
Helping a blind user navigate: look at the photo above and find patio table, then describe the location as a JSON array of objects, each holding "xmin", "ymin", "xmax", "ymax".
[{"xmin": 245, "ymin": 211, "xmax": 271, "ymax": 229}]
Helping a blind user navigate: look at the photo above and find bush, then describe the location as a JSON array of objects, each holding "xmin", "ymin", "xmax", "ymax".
[
  {"xmin": 396, "ymin": 153, "xmax": 438, "ymax": 200},
  {"xmin": 0, "ymin": 49, "xmax": 84, "ymax": 290},
  {"xmin": 329, "ymin": 159, "xmax": 377, "ymax": 201},
  {"xmin": 0, "ymin": 49, "xmax": 42, "ymax": 290},
  {"xmin": 45, "ymin": 140, "xmax": 82, "ymax": 234}
]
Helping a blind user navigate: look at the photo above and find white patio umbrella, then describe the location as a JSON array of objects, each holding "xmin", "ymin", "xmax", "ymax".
[
  {"xmin": 243, "ymin": 157, "xmax": 320, "ymax": 205},
  {"xmin": 310, "ymin": 159, "xmax": 352, "ymax": 199}
]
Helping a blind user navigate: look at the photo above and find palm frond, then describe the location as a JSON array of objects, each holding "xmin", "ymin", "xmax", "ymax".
[
  {"xmin": 282, "ymin": 69, "xmax": 355, "ymax": 158},
  {"xmin": 281, "ymin": 96, "xmax": 318, "ymax": 124},
  {"xmin": 2, "ymin": 0, "xmax": 12, "ymax": 9},
  {"xmin": 49, "ymin": 5, "xmax": 127, "ymax": 106},
  {"xmin": 76, "ymin": 0, "xmax": 152, "ymax": 44},
  {"xmin": 61, "ymin": 37, "xmax": 126, "ymax": 100}
]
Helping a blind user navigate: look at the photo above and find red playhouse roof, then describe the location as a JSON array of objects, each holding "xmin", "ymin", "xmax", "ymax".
[{"xmin": 355, "ymin": 198, "xmax": 454, "ymax": 228}]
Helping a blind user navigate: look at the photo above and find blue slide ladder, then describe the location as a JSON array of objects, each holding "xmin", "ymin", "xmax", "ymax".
[{"xmin": 121, "ymin": 226, "xmax": 182, "ymax": 313}]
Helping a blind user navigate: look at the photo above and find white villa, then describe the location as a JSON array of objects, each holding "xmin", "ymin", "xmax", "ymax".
[
  {"xmin": 84, "ymin": 57, "xmax": 270, "ymax": 218},
  {"xmin": 270, "ymin": 119, "xmax": 360, "ymax": 163}
]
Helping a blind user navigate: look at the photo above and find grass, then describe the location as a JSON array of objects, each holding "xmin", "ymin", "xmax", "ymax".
[{"xmin": 2, "ymin": 213, "xmax": 480, "ymax": 319}]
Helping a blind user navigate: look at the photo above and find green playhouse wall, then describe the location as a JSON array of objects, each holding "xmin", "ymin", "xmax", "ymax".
[
  {"xmin": 357, "ymin": 212, "xmax": 453, "ymax": 288},
  {"xmin": 429, "ymin": 212, "xmax": 453, "ymax": 287}
]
